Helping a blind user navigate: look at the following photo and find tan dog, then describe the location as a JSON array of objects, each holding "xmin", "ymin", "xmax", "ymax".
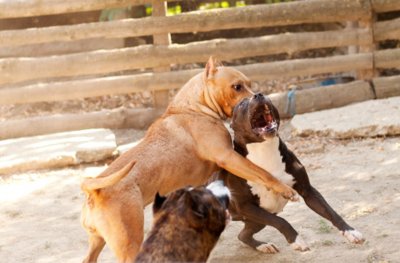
[{"xmin": 80, "ymin": 57, "xmax": 298, "ymax": 263}]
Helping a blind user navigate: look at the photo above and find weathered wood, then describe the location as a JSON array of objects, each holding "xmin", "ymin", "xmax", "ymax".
[
  {"xmin": 358, "ymin": 0, "xmax": 376, "ymax": 80},
  {"xmin": 0, "ymin": 29, "xmax": 370, "ymax": 85},
  {"xmin": 374, "ymin": 17, "xmax": 400, "ymax": 41},
  {"xmin": 0, "ymin": 0, "xmax": 371, "ymax": 48},
  {"xmin": 0, "ymin": 70, "xmax": 197, "ymax": 105},
  {"xmin": 375, "ymin": 48, "xmax": 400, "ymax": 69},
  {"xmin": 238, "ymin": 53, "xmax": 373, "ymax": 80},
  {"xmin": 373, "ymin": 75, "xmax": 400, "ymax": 98},
  {"xmin": 0, "ymin": 53, "xmax": 373, "ymax": 105},
  {"xmin": 0, "ymin": 0, "xmax": 177, "ymax": 19},
  {"xmin": 269, "ymin": 81, "xmax": 375, "ymax": 118},
  {"xmin": 152, "ymin": 1, "xmax": 171, "ymax": 108},
  {"xmin": 0, "ymin": 108, "xmax": 162, "ymax": 140},
  {"xmin": 0, "ymin": 38, "xmax": 124, "ymax": 58},
  {"xmin": 371, "ymin": 0, "xmax": 400, "ymax": 13},
  {"xmin": 346, "ymin": 21, "xmax": 359, "ymax": 79},
  {"xmin": 0, "ymin": 81, "xmax": 382, "ymax": 140}
]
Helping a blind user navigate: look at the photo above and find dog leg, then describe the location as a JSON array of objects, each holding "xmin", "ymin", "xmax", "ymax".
[
  {"xmin": 237, "ymin": 203, "xmax": 309, "ymax": 251},
  {"xmin": 238, "ymin": 220, "xmax": 279, "ymax": 254},
  {"xmin": 281, "ymin": 144, "xmax": 364, "ymax": 245},
  {"xmin": 298, "ymin": 185, "xmax": 364, "ymax": 244},
  {"xmin": 103, "ymin": 201, "xmax": 145, "ymax": 263},
  {"xmin": 82, "ymin": 234, "xmax": 106, "ymax": 263}
]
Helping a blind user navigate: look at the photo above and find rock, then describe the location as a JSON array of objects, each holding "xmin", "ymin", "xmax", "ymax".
[
  {"xmin": 291, "ymin": 96, "xmax": 400, "ymax": 139},
  {"xmin": 0, "ymin": 129, "xmax": 117, "ymax": 175}
]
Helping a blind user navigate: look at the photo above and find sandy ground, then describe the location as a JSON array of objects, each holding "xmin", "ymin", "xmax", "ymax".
[{"xmin": 0, "ymin": 133, "xmax": 399, "ymax": 263}]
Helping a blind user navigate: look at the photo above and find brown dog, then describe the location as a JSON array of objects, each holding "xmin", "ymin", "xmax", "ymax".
[
  {"xmin": 80, "ymin": 57, "xmax": 298, "ymax": 263},
  {"xmin": 135, "ymin": 181, "xmax": 230, "ymax": 263}
]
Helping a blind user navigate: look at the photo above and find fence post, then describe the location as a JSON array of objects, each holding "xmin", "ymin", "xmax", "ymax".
[
  {"xmin": 358, "ymin": 0, "xmax": 377, "ymax": 80},
  {"xmin": 152, "ymin": 1, "xmax": 171, "ymax": 108},
  {"xmin": 346, "ymin": 21, "xmax": 359, "ymax": 79}
]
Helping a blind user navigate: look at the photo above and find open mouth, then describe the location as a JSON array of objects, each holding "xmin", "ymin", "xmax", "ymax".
[{"xmin": 250, "ymin": 104, "xmax": 277, "ymax": 135}]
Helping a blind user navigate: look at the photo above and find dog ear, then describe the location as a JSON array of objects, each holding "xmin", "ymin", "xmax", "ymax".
[
  {"xmin": 153, "ymin": 192, "xmax": 167, "ymax": 214},
  {"xmin": 183, "ymin": 191, "xmax": 208, "ymax": 228},
  {"xmin": 205, "ymin": 56, "xmax": 218, "ymax": 80}
]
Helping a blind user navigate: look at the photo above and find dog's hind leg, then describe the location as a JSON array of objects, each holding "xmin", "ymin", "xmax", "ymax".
[
  {"xmin": 101, "ymin": 193, "xmax": 145, "ymax": 263},
  {"xmin": 237, "ymin": 203, "xmax": 309, "ymax": 251},
  {"xmin": 239, "ymin": 220, "xmax": 279, "ymax": 254},
  {"xmin": 82, "ymin": 234, "xmax": 105, "ymax": 263}
]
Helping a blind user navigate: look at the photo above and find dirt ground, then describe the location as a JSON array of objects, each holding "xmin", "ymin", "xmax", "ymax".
[{"xmin": 0, "ymin": 127, "xmax": 399, "ymax": 263}]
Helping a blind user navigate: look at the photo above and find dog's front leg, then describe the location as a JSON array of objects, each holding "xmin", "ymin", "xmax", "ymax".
[
  {"xmin": 195, "ymin": 129, "xmax": 298, "ymax": 201},
  {"xmin": 217, "ymin": 150, "xmax": 298, "ymax": 201},
  {"xmin": 296, "ymin": 185, "xmax": 365, "ymax": 244},
  {"xmin": 282, "ymin": 142, "xmax": 365, "ymax": 245}
]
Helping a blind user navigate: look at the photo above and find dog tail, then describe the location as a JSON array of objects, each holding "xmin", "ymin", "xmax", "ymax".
[{"xmin": 81, "ymin": 161, "xmax": 136, "ymax": 192}]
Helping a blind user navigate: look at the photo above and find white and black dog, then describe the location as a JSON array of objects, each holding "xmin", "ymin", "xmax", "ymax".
[{"xmin": 218, "ymin": 93, "xmax": 364, "ymax": 253}]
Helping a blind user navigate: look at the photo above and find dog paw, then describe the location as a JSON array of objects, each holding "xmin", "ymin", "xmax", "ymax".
[
  {"xmin": 290, "ymin": 236, "xmax": 310, "ymax": 252},
  {"xmin": 256, "ymin": 243, "xmax": 280, "ymax": 254},
  {"xmin": 342, "ymin": 229, "xmax": 365, "ymax": 244},
  {"xmin": 278, "ymin": 185, "xmax": 299, "ymax": 202},
  {"xmin": 289, "ymin": 192, "xmax": 300, "ymax": 202}
]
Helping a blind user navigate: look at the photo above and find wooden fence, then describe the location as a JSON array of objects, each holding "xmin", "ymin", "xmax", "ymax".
[{"xmin": 0, "ymin": 0, "xmax": 400, "ymax": 139}]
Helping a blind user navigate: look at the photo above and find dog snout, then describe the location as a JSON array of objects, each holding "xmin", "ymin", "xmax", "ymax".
[{"xmin": 253, "ymin": 93, "xmax": 264, "ymax": 101}]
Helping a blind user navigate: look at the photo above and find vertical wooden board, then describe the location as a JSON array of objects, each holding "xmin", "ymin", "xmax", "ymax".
[
  {"xmin": 152, "ymin": 1, "xmax": 171, "ymax": 108},
  {"xmin": 358, "ymin": 0, "xmax": 377, "ymax": 80}
]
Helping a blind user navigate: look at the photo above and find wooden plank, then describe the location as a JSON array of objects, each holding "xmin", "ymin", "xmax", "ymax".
[
  {"xmin": 269, "ymin": 81, "xmax": 375, "ymax": 118},
  {"xmin": 373, "ymin": 75, "xmax": 400, "ymax": 99},
  {"xmin": 0, "ymin": 108, "xmax": 162, "ymax": 140},
  {"xmin": 0, "ymin": 80, "xmax": 380, "ymax": 140},
  {"xmin": 0, "ymin": 0, "xmax": 370, "ymax": 48},
  {"xmin": 0, "ymin": 53, "xmax": 372, "ymax": 105},
  {"xmin": 375, "ymin": 48, "xmax": 400, "ymax": 69},
  {"xmin": 371, "ymin": 0, "xmax": 400, "ymax": 13},
  {"xmin": 238, "ymin": 53, "xmax": 373, "ymax": 80},
  {"xmin": 152, "ymin": 1, "xmax": 171, "ymax": 108},
  {"xmin": 374, "ymin": 17, "xmax": 400, "ymax": 41},
  {"xmin": 0, "ymin": 29, "xmax": 371, "ymax": 85},
  {"xmin": 0, "ymin": 0, "xmax": 177, "ymax": 19},
  {"xmin": 0, "ymin": 38, "xmax": 124, "ymax": 58},
  {"xmin": 0, "ymin": 70, "xmax": 198, "ymax": 105}
]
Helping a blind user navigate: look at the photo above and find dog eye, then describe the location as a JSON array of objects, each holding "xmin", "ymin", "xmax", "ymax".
[{"xmin": 232, "ymin": 84, "xmax": 243, "ymax": 91}]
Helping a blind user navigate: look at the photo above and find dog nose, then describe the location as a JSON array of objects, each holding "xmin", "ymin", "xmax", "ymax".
[{"xmin": 253, "ymin": 93, "xmax": 264, "ymax": 100}]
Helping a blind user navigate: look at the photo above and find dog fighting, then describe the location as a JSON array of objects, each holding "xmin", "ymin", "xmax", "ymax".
[
  {"xmin": 2, "ymin": 1, "xmax": 400, "ymax": 263},
  {"xmin": 79, "ymin": 58, "xmax": 365, "ymax": 262}
]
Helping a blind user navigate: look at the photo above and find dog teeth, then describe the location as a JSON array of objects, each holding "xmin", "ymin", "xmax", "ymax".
[{"xmin": 263, "ymin": 105, "xmax": 271, "ymax": 114}]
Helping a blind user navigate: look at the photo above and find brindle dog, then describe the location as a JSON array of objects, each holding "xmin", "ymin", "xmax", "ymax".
[{"xmin": 135, "ymin": 181, "xmax": 230, "ymax": 263}]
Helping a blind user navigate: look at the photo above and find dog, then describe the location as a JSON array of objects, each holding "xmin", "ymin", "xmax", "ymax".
[
  {"xmin": 80, "ymin": 57, "xmax": 298, "ymax": 263},
  {"xmin": 218, "ymin": 93, "xmax": 364, "ymax": 253},
  {"xmin": 135, "ymin": 181, "xmax": 230, "ymax": 263}
]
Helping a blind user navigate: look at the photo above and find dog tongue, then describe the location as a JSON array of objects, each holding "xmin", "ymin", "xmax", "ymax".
[{"xmin": 265, "ymin": 114, "xmax": 273, "ymax": 123}]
